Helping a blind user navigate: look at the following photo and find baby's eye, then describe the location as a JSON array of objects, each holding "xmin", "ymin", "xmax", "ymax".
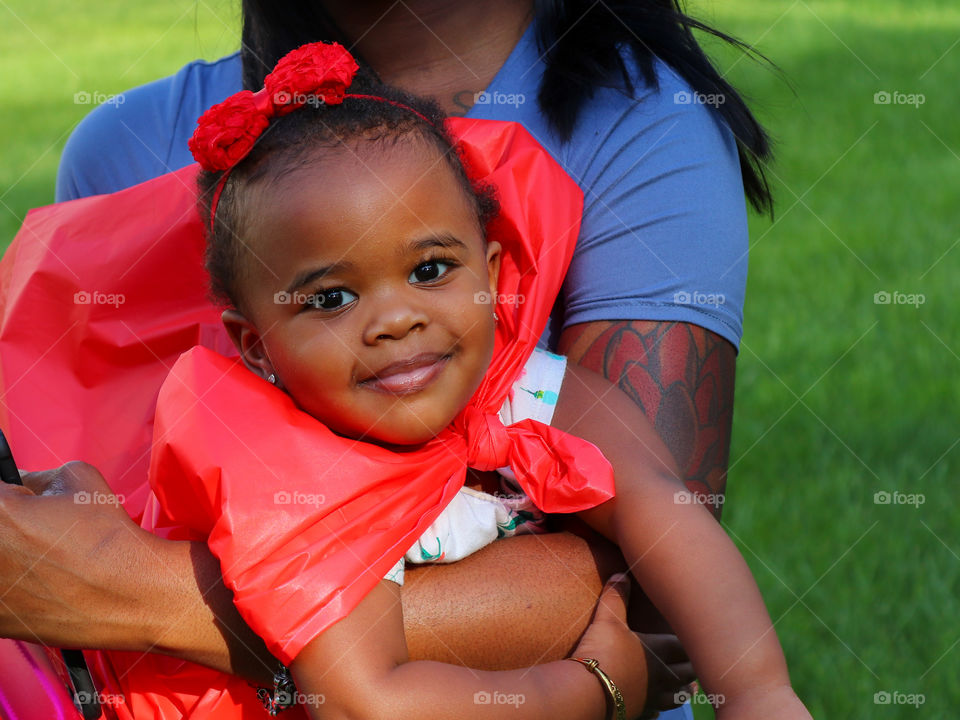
[
  {"xmin": 409, "ymin": 260, "xmax": 453, "ymax": 283},
  {"xmin": 304, "ymin": 288, "xmax": 357, "ymax": 311}
]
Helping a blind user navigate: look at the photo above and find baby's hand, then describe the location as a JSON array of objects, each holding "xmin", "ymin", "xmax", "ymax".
[
  {"xmin": 572, "ymin": 573, "xmax": 650, "ymax": 718},
  {"xmin": 714, "ymin": 684, "xmax": 813, "ymax": 720}
]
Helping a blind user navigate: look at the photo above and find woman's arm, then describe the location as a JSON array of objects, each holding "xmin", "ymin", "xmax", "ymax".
[
  {"xmin": 0, "ymin": 463, "xmax": 275, "ymax": 683},
  {"xmin": 558, "ymin": 320, "xmax": 735, "ymax": 518},
  {"xmin": 403, "ymin": 531, "xmax": 622, "ymax": 670},
  {"xmin": 554, "ymin": 363, "xmax": 811, "ymax": 719},
  {"xmin": 291, "ymin": 576, "xmax": 646, "ymax": 720},
  {"xmin": 0, "ymin": 463, "xmax": 617, "ymax": 683}
]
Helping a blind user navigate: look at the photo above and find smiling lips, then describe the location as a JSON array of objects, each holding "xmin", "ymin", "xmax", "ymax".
[{"xmin": 360, "ymin": 352, "xmax": 451, "ymax": 395}]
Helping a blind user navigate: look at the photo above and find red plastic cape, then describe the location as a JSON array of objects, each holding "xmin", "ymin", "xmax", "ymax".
[{"xmin": 0, "ymin": 118, "xmax": 613, "ymax": 718}]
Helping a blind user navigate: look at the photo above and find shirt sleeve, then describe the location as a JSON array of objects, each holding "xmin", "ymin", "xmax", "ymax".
[{"xmin": 556, "ymin": 61, "xmax": 750, "ymax": 350}]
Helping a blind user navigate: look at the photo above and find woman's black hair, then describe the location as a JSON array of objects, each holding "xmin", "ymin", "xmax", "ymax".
[
  {"xmin": 199, "ymin": 84, "xmax": 497, "ymax": 310},
  {"xmin": 239, "ymin": 0, "xmax": 774, "ymax": 215}
]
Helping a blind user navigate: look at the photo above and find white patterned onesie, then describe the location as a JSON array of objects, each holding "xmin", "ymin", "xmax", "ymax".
[{"xmin": 385, "ymin": 348, "xmax": 567, "ymax": 585}]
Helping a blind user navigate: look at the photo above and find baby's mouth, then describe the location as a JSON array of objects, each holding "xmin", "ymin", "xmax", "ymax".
[{"xmin": 359, "ymin": 352, "xmax": 451, "ymax": 396}]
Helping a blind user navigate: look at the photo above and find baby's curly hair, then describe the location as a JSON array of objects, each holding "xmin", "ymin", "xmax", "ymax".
[{"xmin": 197, "ymin": 79, "xmax": 499, "ymax": 310}]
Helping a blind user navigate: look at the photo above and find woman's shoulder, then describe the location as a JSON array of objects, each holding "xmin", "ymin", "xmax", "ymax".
[
  {"xmin": 56, "ymin": 53, "xmax": 242, "ymax": 201},
  {"xmin": 562, "ymin": 57, "xmax": 740, "ymax": 180},
  {"xmin": 559, "ymin": 58, "xmax": 749, "ymax": 349},
  {"xmin": 474, "ymin": 24, "xmax": 740, "ymax": 184}
]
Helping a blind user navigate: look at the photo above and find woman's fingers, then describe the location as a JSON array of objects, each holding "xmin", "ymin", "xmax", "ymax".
[
  {"xmin": 0, "ymin": 461, "xmax": 144, "ymax": 645},
  {"xmin": 640, "ymin": 632, "xmax": 688, "ymax": 664},
  {"xmin": 18, "ymin": 460, "xmax": 113, "ymax": 498},
  {"xmin": 593, "ymin": 572, "xmax": 631, "ymax": 624},
  {"xmin": 640, "ymin": 631, "xmax": 697, "ymax": 713}
]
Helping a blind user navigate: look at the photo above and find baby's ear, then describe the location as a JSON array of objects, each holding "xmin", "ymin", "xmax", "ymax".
[
  {"xmin": 485, "ymin": 240, "xmax": 502, "ymax": 292},
  {"xmin": 222, "ymin": 309, "xmax": 274, "ymax": 380}
]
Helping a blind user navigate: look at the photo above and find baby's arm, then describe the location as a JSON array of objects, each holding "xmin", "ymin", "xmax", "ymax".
[
  {"xmin": 553, "ymin": 363, "xmax": 812, "ymax": 720},
  {"xmin": 290, "ymin": 575, "xmax": 644, "ymax": 720}
]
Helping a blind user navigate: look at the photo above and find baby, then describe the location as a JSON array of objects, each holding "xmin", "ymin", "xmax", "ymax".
[{"xmin": 150, "ymin": 41, "xmax": 812, "ymax": 720}]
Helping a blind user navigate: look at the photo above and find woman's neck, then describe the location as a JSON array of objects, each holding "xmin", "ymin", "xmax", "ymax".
[{"xmin": 321, "ymin": 0, "xmax": 534, "ymax": 113}]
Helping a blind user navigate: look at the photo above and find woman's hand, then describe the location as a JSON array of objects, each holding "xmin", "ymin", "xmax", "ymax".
[
  {"xmin": 574, "ymin": 574, "xmax": 696, "ymax": 719},
  {"xmin": 0, "ymin": 461, "xmax": 157, "ymax": 648},
  {"xmin": 0, "ymin": 461, "xmax": 276, "ymax": 683},
  {"xmin": 571, "ymin": 573, "xmax": 652, "ymax": 719},
  {"xmin": 714, "ymin": 684, "xmax": 813, "ymax": 720}
]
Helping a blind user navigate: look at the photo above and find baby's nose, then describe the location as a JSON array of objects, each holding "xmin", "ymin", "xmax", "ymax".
[{"xmin": 362, "ymin": 297, "xmax": 429, "ymax": 344}]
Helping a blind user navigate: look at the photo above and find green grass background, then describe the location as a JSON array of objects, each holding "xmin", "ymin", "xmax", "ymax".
[{"xmin": 1, "ymin": 1, "xmax": 957, "ymax": 717}]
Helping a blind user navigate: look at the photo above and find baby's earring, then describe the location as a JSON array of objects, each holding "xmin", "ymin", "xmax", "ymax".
[
  {"xmin": 267, "ymin": 373, "xmax": 277, "ymax": 385},
  {"xmin": 493, "ymin": 308, "xmax": 499, "ymax": 322}
]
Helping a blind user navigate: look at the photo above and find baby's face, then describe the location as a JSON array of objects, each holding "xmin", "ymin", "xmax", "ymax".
[{"xmin": 232, "ymin": 136, "xmax": 500, "ymax": 446}]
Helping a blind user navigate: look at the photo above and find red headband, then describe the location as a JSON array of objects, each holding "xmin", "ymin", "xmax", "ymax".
[{"xmin": 188, "ymin": 42, "xmax": 432, "ymax": 233}]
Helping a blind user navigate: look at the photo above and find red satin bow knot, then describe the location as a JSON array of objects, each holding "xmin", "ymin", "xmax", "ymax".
[
  {"xmin": 457, "ymin": 406, "xmax": 513, "ymax": 471},
  {"xmin": 188, "ymin": 42, "xmax": 359, "ymax": 172}
]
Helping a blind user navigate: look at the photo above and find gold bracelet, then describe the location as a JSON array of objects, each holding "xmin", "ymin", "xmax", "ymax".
[{"xmin": 568, "ymin": 657, "xmax": 626, "ymax": 720}]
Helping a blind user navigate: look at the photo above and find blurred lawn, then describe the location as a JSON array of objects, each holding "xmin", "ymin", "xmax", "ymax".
[{"xmin": 2, "ymin": 1, "xmax": 958, "ymax": 718}]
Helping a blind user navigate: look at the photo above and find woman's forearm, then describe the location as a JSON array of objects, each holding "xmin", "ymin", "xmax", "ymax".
[
  {"xmin": 403, "ymin": 532, "xmax": 619, "ymax": 669},
  {"xmin": 3, "ymin": 464, "xmax": 660, "ymax": 700},
  {"xmin": 149, "ymin": 539, "xmax": 276, "ymax": 683},
  {"xmin": 164, "ymin": 532, "xmax": 616, "ymax": 681},
  {"xmin": 2, "ymin": 466, "xmax": 618, "ymax": 683},
  {"xmin": 0, "ymin": 465, "xmax": 277, "ymax": 684}
]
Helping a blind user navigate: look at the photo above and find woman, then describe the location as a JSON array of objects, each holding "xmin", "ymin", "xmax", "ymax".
[{"xmin": 1, "ymin": 1, "xmax": 771, "ymax": 716}]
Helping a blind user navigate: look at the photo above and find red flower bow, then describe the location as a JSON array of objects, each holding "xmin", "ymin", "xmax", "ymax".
[{"xmin": 188, "ymin": 42, "xmax": 359, "ymax": 172}]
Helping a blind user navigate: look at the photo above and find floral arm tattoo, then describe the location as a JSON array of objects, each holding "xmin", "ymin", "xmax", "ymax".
[{"xmin": 558, "ymin": 321, "xmax": 736, "ymax": 519}]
